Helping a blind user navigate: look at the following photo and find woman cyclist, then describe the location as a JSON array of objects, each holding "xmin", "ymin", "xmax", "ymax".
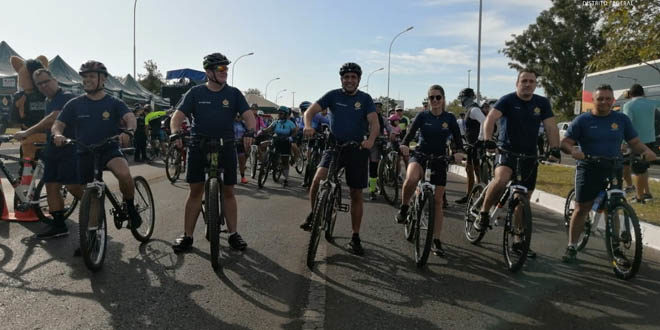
[
  {"xmin": 234, "ymin": 113, "xmax": 249, "ymax": 184},
  {"xmin": 262, "ymin": 106, "xmax": 298, "ymax": 187}
]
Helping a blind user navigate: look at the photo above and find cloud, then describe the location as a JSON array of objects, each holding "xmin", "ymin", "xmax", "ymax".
[
  {"xmin": 426, "ymin": 10, "xmax": 529, "ymax": 47},
  {"xmin": 417, "ymin": 0, "xmax": 551, "ymax": 10}
]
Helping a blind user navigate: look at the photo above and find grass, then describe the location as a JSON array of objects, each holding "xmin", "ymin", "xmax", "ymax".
[{"xmin": 536, "ymin": 164, "xmax": 660, "ymax": 226}]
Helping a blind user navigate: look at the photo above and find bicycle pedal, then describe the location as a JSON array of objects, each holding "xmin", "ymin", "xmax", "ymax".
[{"xmin": 337, "ymin": 203, "xmax": 350, "ymax": 212}]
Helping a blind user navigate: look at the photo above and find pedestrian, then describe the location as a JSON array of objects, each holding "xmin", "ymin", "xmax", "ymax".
[{"xmin": 134, "ymin": 106, "xmax": 148, "ymax": 162}]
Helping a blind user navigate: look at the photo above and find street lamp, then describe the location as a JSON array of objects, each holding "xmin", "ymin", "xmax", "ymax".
[
  {"xmin": 231, "ymin": 52, "xmax": 254, "ymax": 86},
  {"xmin": 276, "ymin": 89, "xmax": 287, "ymax": 104},
  {"xmin": 133, "ymin": 0, "xmax": 138, "ymax": 78},
  {"xmin": 386, "ymin": 26, "xmax": 414, "ymax": 112},
  {"xmin": 290, "ymin": 91, "xmax": 295, "ymax": 108},
  {"xmin": 476, "ymin": 0, "xmax": 483, "ymax": 103},
  {"xmin": 366, "ymin": 67, "xmax": 384, "ymax": 94},
  {"xmin": 468, "ymin": 69, "xmax": 472, "ymax": 88},
  {"xmin": 265, "ymin": 77, "xmax": 280, "ymax": 100}
]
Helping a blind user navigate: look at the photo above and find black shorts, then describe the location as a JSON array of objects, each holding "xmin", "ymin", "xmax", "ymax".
[
  {"xmin": 466, "ymin": 142, "xmax": 480, "ymax": 168},
  {"xmin": 43, "ymin": 146, "xmax": 80, "ymax": 184},
  {"xmin": 575, "ymin": 161, "xmax": 621, "ymax": 203},
  {"xmin": 78, "ymin": 145, "xmax": 125, "ymax": 184},
  {"xmin": 318, "ymin": 145, "xmax": 369, "ymax": 189},
  {"xmin": 495, "ymin": 152, "xmax": 538, "ymax": 191},
  {"xmin": 186, "ymin": 141, "xmax": 237, "ymax": 185},
  {"xmin": 274, "ymin": 138, "xmax": 291, "ymax": 156},
  {"xmin": 410, "ymin": 151, "xmax": 448, "ymax": 186}
]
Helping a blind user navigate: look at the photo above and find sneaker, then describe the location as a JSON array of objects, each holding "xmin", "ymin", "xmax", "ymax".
[
  {"xmin": 36, "ymin": 225, "xmax": 69, "ymax": 239},
  {"xmin": 624, "ymin": 186, "xmax": 636, "ymax": 194},
  {"xmin": 473, "ymin": 212, "xmax": 489, "ymax": 232},
  {"xmin": 631, "ymin": 197, "xmax": 646, "ymax": 204},
  {"xmin": 511, "ymin": 242, "xmax": 537, "ymax": 259},
  {"xmin": 282, "ymin": 179, "xmax": 288, "ymax": 188},
  {"xmin": 432, "ymin": 239, "xmax": 445, "ymax": 257},
  {"xmin": 612, "ymin": 248, "xmax": 631, "ymax": 268},
  {"xmin": 127, "ymin": 205, "xmax": 142, "ymax": 229},
  {"xmin": 346, "ymin": 236, "xmax": 365, "ymax": 256},
  {"xmin": 455, "ymin": 195, "xmax": 469, "ymax": 204},
  {"xmin": 300, "ymin": 212, "xmax": 313, "ymax": 231},
  {"xmin": 395, "ymin": 205, "xmax": 408, "ymax": 224},
  {"xmin": 369, "ymin": 191, "xmax": 378, "ymax": 201},
  {"xmin": 228, "ymin": 233, "xmax": 248, "ymax": 251},
  {"xmin": 241, "ymin": 177, "xmax": 248, "ymax": 184},
  {"xmin": 643, "ymin": 193, "xmax": 653, "ymax": 201},
  {"xmin": 172, "ymin": 235, "xmax": 193, "ymax": 253},
  {"xmin": 562, "ymin": 246, "xmax": 577, "ymax": 263}
]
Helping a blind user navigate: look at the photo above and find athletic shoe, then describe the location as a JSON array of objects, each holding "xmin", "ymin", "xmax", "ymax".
[
  {"xmin": 455, "ymin": 195, "xmax": 469, "ymax": 204},
  {"xmin": 241, "ymin": 177, "xmax": 248, "ymax": 184},
  {"xmin": 346, "ymin": 236, "xmax": 364, "ymax": 255},
  {"xmin": 228, "ymin": 233, "xmax": 248, "ymax": 251},
  {"xmin": 172, "ymin": 235, "xmax": 193, "ymax": 253},
  {"xmin": 562, "ymin": 246, "xmax": 577, "ymax": 263},
  {"xmin": 36, "ymin": 225, "xmax": 68, "ymax": 239},
  {"xmin": 432, "ymin": 239, "xmax": 445, "ymax": 257}
]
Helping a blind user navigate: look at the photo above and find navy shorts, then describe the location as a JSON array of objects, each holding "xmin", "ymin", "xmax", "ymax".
[
  {"xmin": 575, "ymin": 161, "xmax": 622, "ymax": 203},
  {"xmin": 274, "ymin": 138, "xmax": 291, "ymax": 156},
  {"xmin": 236, "ymin": 139, "xmax": 245, "ymax": 155},
  {"xmin": 318, "ymin": 145, "xmax": 369, "ymax": 189},
  {"xmin": 495, "ymin": 152, "xmax": 538, "ymax": 191},
  {"xmin": 78, "ymin": 145, "xmax": 125, "ymax": 184},
  {"xmin": 410, "ymin": 151, "xmax": 448, "ymax": 186},
  {"xmin": 42, "ymin": 146, "xmax": 80, "ymax": 184},
  {"xmin": 186, "ymin": 141, "xmax": 238, "ymax": 185}
]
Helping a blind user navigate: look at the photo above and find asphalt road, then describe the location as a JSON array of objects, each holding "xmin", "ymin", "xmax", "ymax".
[{"xmin": 1, "ymin": 160, "xmax": 659, "ymax": 329}]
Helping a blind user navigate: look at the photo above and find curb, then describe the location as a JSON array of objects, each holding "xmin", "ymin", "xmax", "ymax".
[{"xmin": 448, "ymin": 165, "xmax": 660, "ymax": 251}]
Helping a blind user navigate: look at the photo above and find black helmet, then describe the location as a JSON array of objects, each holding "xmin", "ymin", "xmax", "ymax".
[
  {"xmin": 299, "ymin": 101, "xmax": 311, "ymax": 111},
  {"xmin": 339, "ymin": 62, "xmax": 362, "ymax": 78},
  {"xmin": 458, "ymin": 88, "xmax": 475, "ymax": 101},
  {"xmin": 79, "ymin": 60, "xmax": 109, "ymax": 76},
  {"xmin": 203, "ymin": 53, "xmax": 231, "ymax": 69}
]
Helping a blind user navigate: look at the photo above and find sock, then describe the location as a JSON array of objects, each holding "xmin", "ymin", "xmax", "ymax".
[
  {"xmin": 51, "ymin": 210, "xmax": 66, "ymax": 227},
  {"xmin": 352, "ymin": 233, "xmax": 360, "ymax": 240},
  {"xmin": 369, "ymin": 177, "xmax": 377, "ymax": 192},
  {"xmin": 400, "ymin": 204, "xmax": 409, "ymax": 212},
  {"xmin": 124, "ymin": 198, "xmax": 135, "ymax": 210},
  {"xmin": 284, "ymin": 167, "xmax": 289, "ymax": 179},
  {"xmin": 568, "ymin": 243, "xmax": 577, "ymax": 249}
]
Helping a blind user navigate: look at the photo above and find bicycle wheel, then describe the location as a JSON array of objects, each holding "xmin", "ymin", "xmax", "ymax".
[
  {"xmin": 563, "ymin": 188, "xmax": 575, "ymax": 228},
  {"xmin": 503, "ymin": 196, "xmax": 532, "ymax": 273},
  {"xmin": 165, "ymin": 146, "xmax": 182, "ymax": 183},
  {"xmin": 34, "ymin": 179, "xmax": 79, "ymax": 221},
  {"xmin": 324, "ymin": 185, "xmax": 341, "ymax": 242},
  {"xmin": 295, "ymin": 152, "xmax": 305, "ymax": 174},
  {"xmin": 303, "ymin": 152, "xmax": 319, "ymax": 187},
  {"xmin": 307, "ymin": 188, "xmax": 329, "ymax": 269},
  {"xmin": 378, "ymin": 155, "xmax": 399, "ymax": 205},
  {"xmin": 130, "ymin": 176, "xmax": 155, "ymax": 242},
  {"xmin": 605, "ymin": 201, "xmax": 642, "ymax": 280},
  {"xmin": 79, "ymin": 187, "xmax": 107, "ymax": 272},
  {"xmin": 206, "ymin": 178, "xmax": 221, "ymax": 271},
  {"xmin": 479, "ymin": 159, "xmax": 492, "ymax": 184},
  {"xmin": 414, "ymin": 189, "xmax": 435, "ymax": 268},
  {"xmin": 464, "ymin": 183, "xmax": 487, "ymax": 244},
  {"xmin": 403, "ymin": 198, "xmax": 417, "ymax": 242},
  {"xmin": 272, "ymin": 160, "xmax": 282, "ymax": 183},
  {"xmin": 257, "ymin": 153, "xmax": 270, "ymax": 188},
  {"xmin": 250, "ymin": 147, "xmax": 258, "ymax": 178}
]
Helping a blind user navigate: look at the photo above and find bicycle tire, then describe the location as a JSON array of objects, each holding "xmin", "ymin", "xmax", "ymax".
[
  {"xmin": 464, "ymin": 183, "xmax": 487, "ymax": 244},
  {"xmin": 79, "ymin": 187, "xmax": 107, "ymax": 272},
  {"xmin": 165, "ymin": 146, "xmax": 182, "ymax": 183},
  {"xmin": 130, "ymin": 176, "xmax": 155, "ymax": 242},
  {"xmin": 303, "ymin": 152, "xmax": 319, "ymax": 188},
  {"xmin": 272, "ymin": 160, "xmax": 282, "ymax": 183},
  {"xmin": 207, "ymin": 178, "xmax": 221, "ymax": 271},
  {"xmin": 404, "ymin": 198, "xmax": 416, "ymax": 242},
  {"xmin": 378, "ymin": 155, "xmax": 399, "ymax": 205},
  {"xmin": 34, "ymin": 179, "xmax": 79, "ymax": 222},
  {"xmin": 414, "ymin": 188, "xmax": 435, "ymax": 268},
  {"xmin": 605, "ymin": 201, "xmax": 642, "ymax": 280},
  {"xmin": 479, "ymin": 159, "xmax": 492, "ymax": 185},
  {"xmin": 307, "ymin": 188, "xmax": 329, "ymax": 269},
  {"xmin": 503, "ymin": 196, "xmax": 532, "ymax": 273},
  {"xmin": 250, "ymin": 148, "xmax": 258, "ymax": 178},
  {"xmin": 257, "ymin": 153, "xmax": 270, "ymax": 188},
  {"xmin": 324, "ymin": 185, "xmax": 341, "ymax": 242},
  {"xmin": 563, "ymin": 188, "xmax": 575, "ymax": 228},
  {"xmin": 295, "ymin": 153, "xmax": 305, "ymax": 174}
]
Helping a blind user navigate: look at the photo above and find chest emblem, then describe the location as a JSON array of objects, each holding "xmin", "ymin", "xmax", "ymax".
[
  {"xmin": 102, "ymin": 111, "xmax": 110, "ymax": 120},
  {"xmin": 533, "ymin": 107, "xmax": 541, "ymax": 116},
  {"xmin": 222, "ymin": 99, "xmax": 229, "ymax": 107},
  {"xmin": 611, "ymin": 122, "xmax": 619, "ymax": 131},
  {"xmin": 2, "ymin": 97, "xmax": 8, "ymax": 106},
  {"xmin": 354, "ymin": 101, "xmax": 361, "ymax": 110},
  {"xmin": 442, "ymin": 122, "xmax": 449, "ymax": 129}
]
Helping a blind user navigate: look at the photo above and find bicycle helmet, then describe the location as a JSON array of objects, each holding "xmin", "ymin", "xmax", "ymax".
[
  {"xmin": 79, "ymin": 60, "xmax": 109, "ymax": 76},
  {"xmin": 458, "ymin": 88, "xmax": 476, "ymax": 103},
  {"xmin": 299, "ymin": 101, "xmax": 312, "ymax": 111},
  {"xmin": 277, "ymin": 106, "xmax": 290, "ymax": 115},
  {"xmin": 339, "ymin": 62, "xmax": 362, "ymax": 78},
  {"xmin": 203, "ymin": 52, "xmax": 231, "ymax": 69}
]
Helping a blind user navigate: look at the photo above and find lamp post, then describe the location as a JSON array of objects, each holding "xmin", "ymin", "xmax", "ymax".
[
  {"xmin": 476, "ymin": 0, "xmax": 483, "ymax": 102},
  {"xmin": 468, "ymin": 69, "xmax": 472, "ymax": 88},
  {"xmin": 276, "ymin": 89, "xmax": 287, "ymax": 104},
  {"xmin": 231, "ymin": 52, "xmax": 254, "ymax": 86},
  {"xmin": 133, "ymin": 0, "xmax": 138, "ymax": 78},
  {"xmin": 290, "ymin": 91, "xmax": 295, "ymax": 108},
  {"xmin": 366, "ymin": 67, "xmax": 384, "ymax": 94},
  {"xmin": 386, "ymin": 26, "xmax": 413, "ymax": 112},
  {"xmin": 265, "ymin": 77, "xmax": 280, "ymax": 101}
]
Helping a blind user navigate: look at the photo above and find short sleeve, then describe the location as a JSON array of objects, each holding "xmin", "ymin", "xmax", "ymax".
[
  {"xmin": 621, "ymin": 114, "xmax": 639, "ymax": 142},
  {"xmin": 493, "ymin": 94, "xmax": 509, "ymax": 116},
  {"xmin": 316, "ymin": 90, "xmax": 334, "ymax": 110},
  {"xmin": 56, "ymin": 99, "xmax": 76, "ymax": 126},
  {"xmin": 565, "ymin": 116, "xmax": 582, "ymax": 142},
  {"xmin": 539, "ymin": 97, "xmax": 554, "ymax": 121},
  {"xmin": 363, "ymin": 96, "xmax": 376, "ymax": 115},
  {"xmin": 115, "ymin": 99, "xmax": 130, "ymax": 117},
  {"xmin": 178, "ymin": 88, "xmax": 196, "ymax": 116}
]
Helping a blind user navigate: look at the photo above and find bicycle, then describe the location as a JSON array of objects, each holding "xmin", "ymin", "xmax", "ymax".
[
  {"xmin": 464, "ymin": 148, "xmax": 541, "ymax": 272},
  {"xmin": 0, "ymin": 135, "xmax": 78, "ymax": 221},
  {"xmin": 70, "ymin": 133, "xmax": 155, "ymax": 272},
  {"xmin": 303, "ymin": 132, "xmax": 327, "ymax": 188},
  {"xmin": 402, "ymin": 152, "xmax": 451, "ymax": 268},
  {"xmin": 164, "ymin": 134, "xmax": 188, "ymax": 183},
  {"xmin": 377, "ymin": 137, "xmax": 402, "ymax": 205},
  {"xmin": 306, "ymin": 139, "xmax": 354, "ymax": 269},
  {"xmin": 257, "ymin": 136, "xmax": 285, "ymax": 189},
  {"xmin": 477, "ymin": 144, "xmax": 496, "ymax": 185},
  {"xmin": 564, "ymin": 155, "xmax": 642, "ymax": 280},
  {"xmin": 294, "ymin": 136, "xmax": 307, "ymax": 175}
]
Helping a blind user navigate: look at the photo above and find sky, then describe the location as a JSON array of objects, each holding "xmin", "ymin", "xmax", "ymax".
[{"xmin": 3, "ymin": 0, "xmax": 552, "ymax": 108}]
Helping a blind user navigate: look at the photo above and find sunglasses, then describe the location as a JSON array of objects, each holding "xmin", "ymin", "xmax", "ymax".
[
  {"xmin": 35, "ymin": 79, "xmax": 52, "ymax": 87},
  {"xmin": 214, "ymin": 65, "xmax": 228, "ymax": 73},
  {"xmin": 428, "ymin": 95, "xmax": 443, "ymax": 101}
]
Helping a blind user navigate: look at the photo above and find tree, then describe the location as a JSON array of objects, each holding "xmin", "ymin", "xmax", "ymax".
[
  {"xmin": 588, "ymin": 0, "xmax": 660, "ymax": 71},
  {"xmin": 501, "ymin": 0, "xmax": 604, "ymax": 118},
  {"xmin": 245, "ymin": 88, "xmax": 262, "ymax": 96},
  {"xmin": 446, "ymin": 98, "xmax": 463, "ymax": 116},
  {"xmin": 138, "ymin": 60, "xmax": 164, "ymax": 96}
]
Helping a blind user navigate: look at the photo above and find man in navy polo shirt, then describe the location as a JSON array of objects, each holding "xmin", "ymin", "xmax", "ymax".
[
  {"xmin": 560, "ymin": 84, "xmax": 655, "ymax": 264},
  {"xmin": 14, "ymin": 68, "xmax": 83, "ymax": 239},
  {"xmin": 169, "ymin": 52, "xmax": 255, "ymax": 253},
  {"xmin": 475, "ymin": 69, "xmax": 561, "ymax": 258},
  {"xmin": 300, "ymin": 62, "xmax": 379, "ymax": 255},
  {"xmin": 53, "ymin": 60, "xmax": 140, "ymax": 229}
]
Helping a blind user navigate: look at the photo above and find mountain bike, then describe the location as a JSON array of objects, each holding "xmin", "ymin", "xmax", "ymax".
[
  {"xmin": 303, "ymin": 133, "xmax": 327, "ymax": 188},
  {"xmin": 378, "ymin": 138, "xmax": 402, "ymax": 205},
  {"xmin": 257, "ymin": 136, "xmax": 285, "ymax": 188},
  {"xmin": 164, "ymin": 134, "xmax": 188, "ymax": 183}
]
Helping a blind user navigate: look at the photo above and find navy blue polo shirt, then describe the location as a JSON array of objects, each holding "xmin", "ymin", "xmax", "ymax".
[
  {"xmin": 178, "ymin": 84, "xmax": 250, "ymax": 139},
  {"xmin": 566, "ymin": 111, "xmax": 637, "ymax": 160},
  {"xmin": 57, "ymin": 94, "xmax": 130, "ymax": 145},
  {"xmin": 494, "ymin": 92, "xmax": 553, "ymax": 154},
  {"xmin": 403, "ymin": 110, "xmax": 462, "ymax": 155},
  {"xmin": 316, "ymin": 89, "xmax": 376, "ymax": 142},
  {"xmin": 46, "ymin": 89, "xmax": 75, "ymax": 140}
]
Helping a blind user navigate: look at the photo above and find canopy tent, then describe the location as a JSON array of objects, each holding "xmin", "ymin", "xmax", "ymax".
[
  {"xmin": 166, "ymin": 68, "xmax": 206, "ymax": 83},
  {"xmin": 48, "ymin": 55, "xmax": 83, "ymax": 94},
  {"xmin": 245, "ymin": 94, "xmax": 278, "ymax": 113},
  {"xmin": 0, "ymin": 41, "xmax": 20, "ymax": 95},
  {"xmin": 122, "ymin": 74, "xmax": 169, "ymax": 107}
]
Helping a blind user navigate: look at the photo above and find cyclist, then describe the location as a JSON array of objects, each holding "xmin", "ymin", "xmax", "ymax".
[
  {"xmin": 169, "ymin": 52, "xmax": 255, "ymax": 253},
  {"xmin": 474, "ymin": 69, "xmax": 561, "ymax": 258},
  {"xmin": 367, "ymin": 100, "xmax": 394, "ymax": 200},
  {"xmin": 14, "ymin": 68, "xmax": 83, "ymax": 238},
  {"xmin": 300, "ymin": 62, "xmax": 379, "ymax": 255},
  {"xmin": 234, "ymin": 113, "xmax": 249, "ymax": 184},
  {"xmin": 395, "ymin": 85, "xmax": 465, "ymax": 256},
  {"xmin": 145, "ymin": 106, "xmax": 167, "ymax": 157},
  {"xmin": 560, "ymin": 84, "xmax": 656, "ymax": 263},
  {"xmin": 395, "ymin": 108, "xmax": 410, "ymax": 138},
  {"xmin": 52, "ymin": 60, "xmax": 141, "ymax": 229},
  {"xmin": 261, "ymin": 106, "xmax": 298, "ymax": 187},
  {"xmin": 456, "ymin": 87, "xmax": 486, "ymax": 204},
  {"xmin": 290, "ymin": 109, "xmax": 302, "ymax": 167}
]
